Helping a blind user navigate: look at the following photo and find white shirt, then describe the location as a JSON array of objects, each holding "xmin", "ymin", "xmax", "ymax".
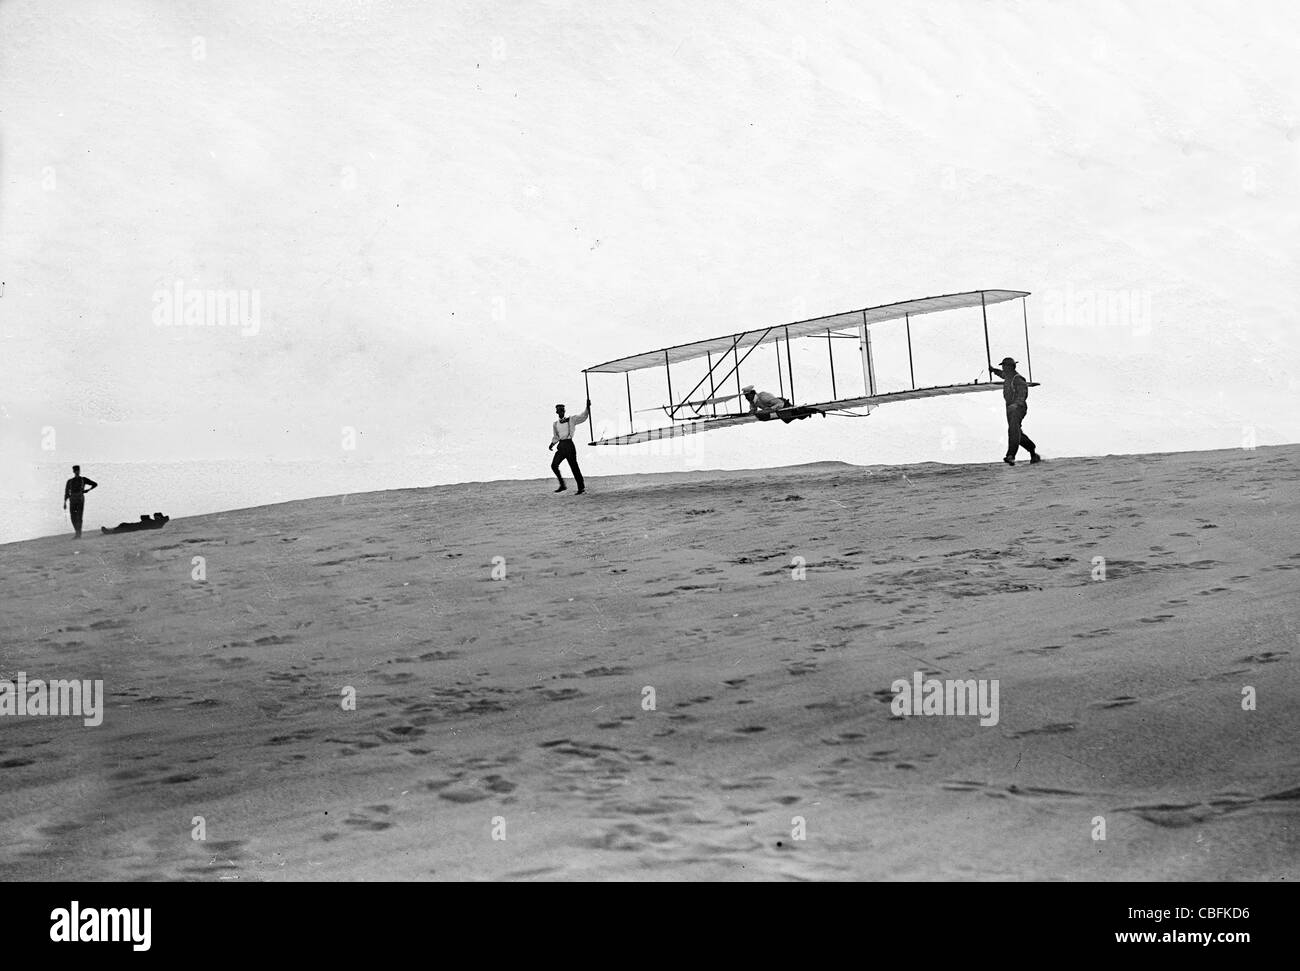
[
  {"xmin": 551, "ymin": 408, "xmax": 589, "ymax": 445},
  {"xmin": 751, "ymin": 391, "xmax": 787, "ymax": 411}
]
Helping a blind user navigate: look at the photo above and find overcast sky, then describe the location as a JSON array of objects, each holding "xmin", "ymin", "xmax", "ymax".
[{"xmin": 3, "ymin": 0, "xmax": 1298, "ymax": 497}]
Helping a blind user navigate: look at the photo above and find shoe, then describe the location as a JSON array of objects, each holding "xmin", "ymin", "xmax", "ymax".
[
  {"xmin": 1003, "ymin": 457, "xmax": 1015, "ymax": 466},
  {"xmin": 554, "ymin": 484, "xmax": 567, "ymax": 493},
  {"xmin": 575, "ymin": 488, "xmax": 585, "ymax": 495},
  {"xmin": 1030, "ymin": 453, "xmax": 1042, "ymax": 464}
]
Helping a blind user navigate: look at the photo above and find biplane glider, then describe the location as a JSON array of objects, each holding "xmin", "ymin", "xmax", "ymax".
[{"xmin": 580, "ymin": 289, "xmax": 1039, "ymax": 446}]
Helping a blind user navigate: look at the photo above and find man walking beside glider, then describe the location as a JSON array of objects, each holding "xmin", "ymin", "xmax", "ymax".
[
  {"xmin": 549, "ymin": 399, "xmax": 590, "ymax": 494},
  {"xmin": 990, "ymin": 357, "xmax": 1040, "ymax": 466},
  {"xmin": 63, "ymin": 464, "xmax": 98, "ymax": 539}
]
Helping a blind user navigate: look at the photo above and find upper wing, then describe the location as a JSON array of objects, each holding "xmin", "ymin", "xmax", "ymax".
[{"xmin": 583, "ymin": 290, "xmax": 1029, "ymax": 374}]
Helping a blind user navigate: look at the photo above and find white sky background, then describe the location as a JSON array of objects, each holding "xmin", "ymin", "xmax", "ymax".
[{"xmin": 2, "ymin": 0, "xmax": 1299, "ymax": 498}]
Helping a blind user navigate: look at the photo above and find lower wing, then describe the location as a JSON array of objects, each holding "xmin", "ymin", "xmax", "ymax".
[{"xmin": 591, "ymin": 381, "xmax": 1031, "ymax": 445}]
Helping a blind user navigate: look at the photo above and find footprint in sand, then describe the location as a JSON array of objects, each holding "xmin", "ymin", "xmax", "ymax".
[
  {"xmin": 1118, "ymin": 801, "xmax": 1223, "ymax": 828},
  {"xmin": 1237, "ymin": 650, "xmax": 1288, "ymax": 664},
  {"xmin": 543, "ymin": 687, "xmax": 583, "ymax": 701},
  {"xmin": 578, "ymin": 821, "xmax": 675, "ymax": 852},
  {"xmin": 254, "ymin": 634, "xmax": 295, "ymax": 646},
  {"xmin": 161, "ymin": 772, "xmax": 204, "ymax": 785},
  {"xmin": 821, "ymin": 732, "xmax": 867, "ymax": 746},
  {"xmin": 1007, "ymin": 722, "xmax": 1077, "ymax": 738},
  {"xmin": 942, "ymin": 780, "xmax": 988, "ymax": 792},
  {"xmin": 804, "ymin": 699, "xmax": 853, "ymax": 712},
  {"xmin": 683, "ymin": 695, "xmax": 713, "ymax": 706},
  {"xmin": 1004, "ymin": 784, "xmax": 1089, "ymax": 799},
  {"xmin": 343, "ymin": 805, "xmax": 395, "ymax": 831},
  {"xmin": 1092, "ymin": 696, "xmax": 1138, "ymax": 709},
  {"xmin": 1017, "ymin": 644, "xmax": 1063, "ymax": 656},
  {"xmin": 180, "ymin": 839, "xmax": 250, "ymax": 877},
  {"xmin": 582, "ymin": 666, "xmax": 630, "ymax": 678},
  {"xmin": 438, "ymin": 775, "xmax": 516, "ymax": 803},
  {"xmin": 597, "ymin": 715, "xmax": 636, "ymax": 730}
]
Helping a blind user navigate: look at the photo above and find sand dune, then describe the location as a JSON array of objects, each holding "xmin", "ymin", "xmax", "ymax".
[{"xmin": 1, "ymin": 446, "xmax": 1297, "ymax": 881}]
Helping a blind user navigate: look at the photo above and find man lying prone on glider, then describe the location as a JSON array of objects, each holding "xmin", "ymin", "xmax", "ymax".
[
  {"xmin": 742, "ymin": 385, "xmax": 789, "ymax": 416},
  {"xmin": 741, "ymin": 386, "xmax": 821, "ymax": 423}
]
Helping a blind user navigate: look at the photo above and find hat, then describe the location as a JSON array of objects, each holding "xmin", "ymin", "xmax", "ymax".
[
  {"xmin": 999, "ymin": 357, "xmax": 1017, "ymax": 367},
  {"xmin": 741, "ymin": 385, "xmax": 755, "ymax": 393}
]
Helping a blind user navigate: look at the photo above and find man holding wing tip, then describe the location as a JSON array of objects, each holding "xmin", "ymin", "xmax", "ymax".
[
  {"xmin": 990, "ymin": 357, "xmax": 1041, "ymax": 466},
  {"xmin": 549, "ymin": 399, "xmax": 590, "ymax": 494}
]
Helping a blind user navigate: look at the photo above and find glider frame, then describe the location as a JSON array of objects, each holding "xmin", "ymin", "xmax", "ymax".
[{"xmin": 581, "ymin": 289, "xmax": 1036, "ymax": 446}]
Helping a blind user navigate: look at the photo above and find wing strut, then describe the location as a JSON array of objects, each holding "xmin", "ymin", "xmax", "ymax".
[
  {"xmin": 826, "ymin": 329, "xmax": 837, "ymax": 399},
  {"xmin": 980, "ymin": 291, "xmax": 992, "ymax": 375},
  {"xmin": 859, "ymin": 310, "xmax": 877, "ymax": 396},
  {"xmin": 775, "ymin": 337, "xmax": 784, "ymax": 398},
  {"xmin": 784, "ymin": 325, "xmax": 795, "ymax": 403},
  {"xmin": 706, "ymin": 352, "xmax": 718, "ymax": 416},
  {"xmin": 664, "ymin": 351, "xmax": 675, "ymax": 422},
  {"xmin": 584, "ymin": 371, "xmax": 594, "ymax": 443},
  {"xmin": 905, "ymin": 313, "xmax": 915, "ymax": 389},
  {"xmin": 668, "ymin": 332, "xmax": 740, "ymax": 419},
  {"xmin": 672, "ymin": 328, "xmax": 774, "ymax": 419},
  {"xmin": 1022, "ymin": 297, "xmax": 1034, "ymax": 383}
]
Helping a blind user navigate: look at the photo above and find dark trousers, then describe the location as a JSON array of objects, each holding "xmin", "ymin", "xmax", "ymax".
[
  {"xmin": 69, "ymin": 500, "xmax": 84, "ymax": 537},
  {"xmin": 1006, "ymin": 404, "xmax": 1036, "ymax": 459},
  {"xmin": 755, "ymin": 398, "xmax": 794, "ymax": 422},
  {"xmin": 551, "ymin": 439, "xmax": 584, "ymax": 489}
]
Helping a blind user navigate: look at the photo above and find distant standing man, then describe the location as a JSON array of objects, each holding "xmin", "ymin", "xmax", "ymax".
[
  {"xmin": 63, "ymin": 465, "xmax": 98, "ymax": 538},
  {"xmin": 549, "ymin": 399, "xmax": 590, "ymax": 494},
  {"xmin": 990, "ymin": 357, "xmax": 1040, "ymax": 466}
]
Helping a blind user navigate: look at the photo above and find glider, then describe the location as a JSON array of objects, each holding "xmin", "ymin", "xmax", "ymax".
[{"xmin": 580, "ymin": 289, "xmax": 1040, "ymax": 446}]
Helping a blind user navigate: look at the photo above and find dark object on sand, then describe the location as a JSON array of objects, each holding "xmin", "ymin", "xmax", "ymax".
[{"xmin": 102, "ymin": 513, "xmax": 170, "ymax": 535}]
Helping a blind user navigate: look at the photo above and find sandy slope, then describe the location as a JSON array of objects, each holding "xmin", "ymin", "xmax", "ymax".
[{"xmin": 1, "ymin": 446, "xmax": 1297, "ymax": 881}]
